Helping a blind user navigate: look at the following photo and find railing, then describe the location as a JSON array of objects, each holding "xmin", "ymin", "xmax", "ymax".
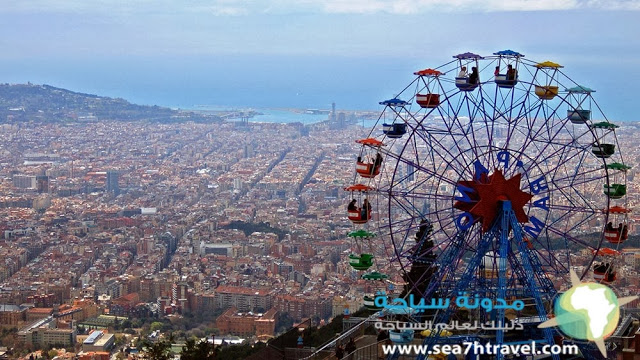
[
  {"xmin": 284, "ymin": 347, "xmax": 330, "ymax": 359},
  {"xmin": 611, "ymin": 314, "xmax": 634, "ymax": 338},
  {"xmin": 343, "ymin": 316, "xmax": 376, "ymax": 331},
  {"xmin": 301, "ymin": 313, "xmax": 380, "ymax": 359},
  {"xmin": 313, "ymin": 338, "xmax": 390, "ymax": 360},
  {"xmin": 345, "ymin": 338, "xmax": 383, "ymax": 360}
]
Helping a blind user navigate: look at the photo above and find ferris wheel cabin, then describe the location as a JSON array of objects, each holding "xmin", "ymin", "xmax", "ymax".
[
  {"xmin": 347, "ymin": 230, "xmax": 376, "ymax": 270},
  {"xmin": 592, "ymin": 143, "xmax": 615, "ymax": 158},
  {"xmin": 453, "ymin": 52, "xmax": 483, "ymax": 91},
  {"xmin": 604, "ymin": 183, "xmax": 626, "ymax": 199},
  {"xmin": 347, "ymin": 211, "xmax": 366, "ymax": 223},
  {"xmin": 344, "ymin": 184, "xmax": 373, "ymax": 224},
  {"xmin": 493, "ymin": 50, "xmax": 524, "ymax": 88},
  {"xmin": 592, "ymin": 248, "xmax": 620, "ymax": 283},
  {"xmin": 416, "ymin": 93, "xmax": 440, "ymax": 108},
  {"xmin": 355, "ymin": 138, "xmax": 384, "ymax": 178},
  {"xmin": 566, "ymin": 86, "xmax": 595, "ymax": 124},
  {"xmin": 568, "ymin": 109, "xmax": 591, "ymax": 123},
  {"xmin": 414, "ymin": 68, "xmax": 442, "ymax": 108},
  {"xmin": 603, "ymin": 162, "xmax": 631, "ymax": 200},
  {"xmin": 362, "ymin": 271, "xmax": 388, "ymax": 281},
  {"xmin": 382, "ymin": 123, "xmax": 407, "ymax": 138},
  {"xmin": 534, "ymin": 85, "xmax": 559, "ymax": 100},
  {"xmin": 363, "ymin": 294, "xmax": 383, "ymax": 310},
  {"xmin": 591, "ymin": 121, "xmax": 619, "ymax": 158},
  {"xmin": 348, "ymin": 253, "xmax": 374, "ymax": 270},
  {"xmin": 379, "ymin": 98, "xmax": 408, "ymax": 107},
  {"xmin": 455, "ymin": 77, "xmax": 479, "ymax": 91},
  {"xmin": 389, "ymin": 330, "xmax": 415, "ymax": 344},
  {"xmin": 534, "ymin": 61, "xmax": 563, "ymax": 100},
  {"xmin": 603, "ymin": 206, "xmax": 630, "ymax": 244},
  {"xmin": 379, "ymin": 98, "xmax": 409, "ymax": 138},
  {"xmin": 605, "ymin": 223, "xmax": 629, "ymax": 244},
  {"xmin": 363, "ymin": 272, "xmax": 388, "ymax": 310},
  {"xmin": 593, "ymin": 262, "xmax": 616, "ymax": 283},
  {"xmin": 494, "ymin": 74, "xmax": 518, "ymax": 88},
  {"xmin": 355, "ymin": 161, "xmax": 380, "ymax": 178}
]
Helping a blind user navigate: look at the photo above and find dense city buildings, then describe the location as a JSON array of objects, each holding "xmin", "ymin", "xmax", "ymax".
[
  {"xmin": 215, "ymin": 307, "xmax": 277, "ymax": 338},
  {"xmin": 0, "ymin": 112, "xmax": 638, "ymax": 358}
]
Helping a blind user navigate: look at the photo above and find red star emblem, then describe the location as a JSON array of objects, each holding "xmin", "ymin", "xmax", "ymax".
[{"xmin": 454, "ymin": 169, "xmax": 533, "ymax": 232}]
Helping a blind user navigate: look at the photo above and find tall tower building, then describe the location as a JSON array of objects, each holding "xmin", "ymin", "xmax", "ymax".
[
  {"xmin": 36, "ymin": 175, "xmax": 49, "ymax": 193},
  {"xmin": 331, "ymin": 102, "xmax": 336, "ymax": 123},
  {"xmin": 337, "ymin": 112, "xmax": 346, "ymax": 129},
  {"xmin": 244, "ymin": 143, "xmax": 255, "ymax": 158},
  {"xmin": 407, "ymin": 163, "xmax": 415, "ymax": 182},
  {"xmin": 106, "ymin": 171, "xmax": 120, "ymax": 195}
]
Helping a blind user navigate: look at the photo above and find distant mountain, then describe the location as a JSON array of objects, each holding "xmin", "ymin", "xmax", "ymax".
[{"xmin": 0, "ymin": 83, "xmax": 220, "ymax": 123}]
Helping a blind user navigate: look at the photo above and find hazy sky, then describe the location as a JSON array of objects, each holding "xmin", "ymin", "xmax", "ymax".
[{"xmin": 0, "ymin": 0, "xmax": 639, "ymax": 119}]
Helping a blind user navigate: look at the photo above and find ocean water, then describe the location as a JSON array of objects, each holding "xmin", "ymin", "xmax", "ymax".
[
  {"xmin": 189, "ymin": 105, "xmax": 382, "ymax": 127},
  {"xmin": 0, "ymin": 55, "xmax": 635, "ymax": 123},
  {"xmin": 0, "ymin": 55, "xmax": 411, "ymax": 118},
  {"xmin": 190, "ymin": 106, "xmax": 331, "ymax": 124},
  {"xmin": 252, "ymin": 109, "xmax": 329, "ymax": 124}
]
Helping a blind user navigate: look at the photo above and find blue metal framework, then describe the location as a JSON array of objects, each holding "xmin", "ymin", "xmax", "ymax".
[
  {"xmin": 415, "ymin": 201, "xmax": 558, "ymax": 360},
  {"xmin": 348, "ymin": 50, "xmax": 627, "ymax": 360}
]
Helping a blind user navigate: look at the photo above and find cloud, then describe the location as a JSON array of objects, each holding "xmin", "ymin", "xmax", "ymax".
[
  {"xmin": 207, "ymin": 5, "xmax": 248, "ymax": 16},
  {"xmin": 482, "ymin": 0, "xmax": 579, "ymax": 12},
  {"xmin": 272, "ymin": 0, "xmax": 640, "ymax": 14},
  {"xmin": 584, "ymin": 0, "xmax": 640, "ymax": 10},
  {"xmin": 314, "ymin": 0, "xmax": 589, "ymax": 14},
  {"xmin": 2, "ymin": 0, "xmax": 640, "ymax": 16}
]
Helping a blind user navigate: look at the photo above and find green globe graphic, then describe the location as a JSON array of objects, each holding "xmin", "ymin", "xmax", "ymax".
[
  {"xmin": 554, "ymin": 282, "xmax": 619, "ymax": 341},
  {"xmin": 540, "ymin": 271, "xmax": 636, "ymax": 357}
]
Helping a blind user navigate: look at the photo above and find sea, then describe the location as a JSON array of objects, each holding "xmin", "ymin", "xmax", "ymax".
[
  {"xmin": 188, "ymin": 106, "xmax": 330, "ymax": 125},
  {"xmin": 0, "ymin": 55, "xmax": 635, "ymax": 122},
  {"xmin": 187, "ymin": 105, "xmax": 379, "ymax": 127}
]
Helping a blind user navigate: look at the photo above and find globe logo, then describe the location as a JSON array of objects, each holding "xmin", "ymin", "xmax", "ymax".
[
  {"xmin": 554, "ymin": 283, "xmax": 619, "ymax": 340},
  {"xmin": 539, "ymin": 270, "xmax": 637, "ymax": 357}
]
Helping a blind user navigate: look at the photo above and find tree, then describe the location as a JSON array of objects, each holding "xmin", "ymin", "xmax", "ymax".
[
  {"xmin": 143, "ymin": 339, "xmax": 172, "ymax": 360},
  {"xmin": 47, "ymin": 349, "xmax": 59, "ymax": 359},
  {"xmin": 114, "ymin": 334, "xmax": 127, "ymax": 347},
  {"xmin": 180, "ymin": 338, "xmax": 216, "ymax": 360},
  {"xmin": 0, "ymin": 329, "xmax": 17, "ymax": 348},
  {"xmin": 76, "ymin": 325, "xmax": 86, "ymax": 335},
  {"xmin": 150, "ymin": 321, "xmax": 164, "ymax": 332},
  {"xmin": 217, "ymin": 342, "xmax": 265, "ymax": 360},
  {"xmin": 275, "ymin": 312, "xmax": 294, "ymax": 334}
]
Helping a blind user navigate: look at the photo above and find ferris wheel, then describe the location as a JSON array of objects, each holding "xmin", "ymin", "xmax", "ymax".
[{"xmin": 346, "ymin": 50, "xmax": 630, "ymax": 359}]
